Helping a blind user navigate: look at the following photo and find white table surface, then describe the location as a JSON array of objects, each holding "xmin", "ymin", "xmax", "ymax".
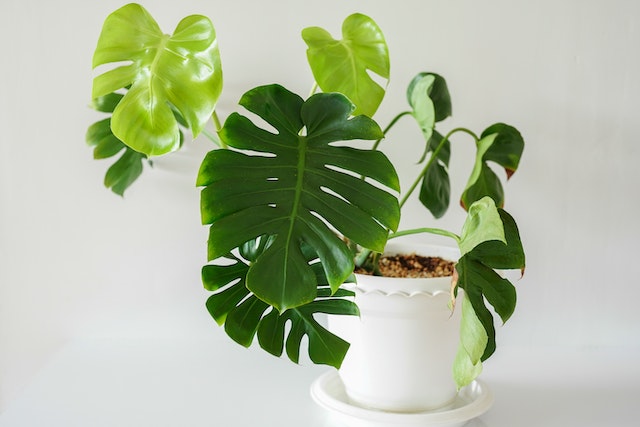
[{"xmin": 1, "ymin": 332, "xmax": 638, "ymax": 426}]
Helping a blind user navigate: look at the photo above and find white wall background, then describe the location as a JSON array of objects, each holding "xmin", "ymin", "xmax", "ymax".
[{"xmin": 1, "ymin": 0, "xmax": 639, "ymax": 411}]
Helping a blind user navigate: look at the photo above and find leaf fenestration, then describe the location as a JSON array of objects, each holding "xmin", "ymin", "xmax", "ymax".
[
  {"xmin": 454, "ymin": 200, "xmax": 525, "ymax": 372},
  {"xmin": 204, "ymin": 256, "xmax": 359, "ymax": 369},
  {"xmin": 198, "ymin": 84, "xmax": 399, "ymax": 312},
  {"xmin": 91, "ymin": 3, "xmax": 222, "ymax": 156},
  {"xmin": 302, "ymin": 13, "xmax": 390, "ymax": 117}
]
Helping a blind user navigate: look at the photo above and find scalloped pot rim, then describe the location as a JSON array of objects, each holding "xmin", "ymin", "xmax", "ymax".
[{"xmin": 350, "ymin": 243, "xmax": 460, "ymax": 297}]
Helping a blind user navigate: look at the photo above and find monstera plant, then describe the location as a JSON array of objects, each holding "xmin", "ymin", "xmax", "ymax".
[{"xmin": 86, "ymin": 3, "xmax": 525, "ymax": 387}]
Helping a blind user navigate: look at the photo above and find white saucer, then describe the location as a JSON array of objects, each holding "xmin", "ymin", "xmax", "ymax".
[{"xmin": 310, "ymin": 371, "xmax": 493, "ymax": 427}]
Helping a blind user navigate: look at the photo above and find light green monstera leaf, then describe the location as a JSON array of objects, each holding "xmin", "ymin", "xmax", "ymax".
[
  {"xmin": 302, "ymin": 13, "xmax": 390, "ymax": 117},
  {"xmin": 197, "ymin": 84, "xmax": 400, "ymax": 312},
  {"xmin": 452, "ymin": 197, "xmax": 525, "ymax": 388},
  {"xmin": 91, "ymin": 3, "xmax": 222, "ymax": 156}
]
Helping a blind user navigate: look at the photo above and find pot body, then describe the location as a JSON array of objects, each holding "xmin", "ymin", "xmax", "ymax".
[{"xmin": 329, "ymin": 244, "xmax": 461, "ymax": 413}]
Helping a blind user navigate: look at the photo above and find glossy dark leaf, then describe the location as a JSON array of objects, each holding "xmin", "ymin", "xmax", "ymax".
[
  {"xmin": 225, "ymin": 295, "xmax": 270, "ymax": 347},
  {"xmin": 259, "ymin": 295, "xmax": 358, "ymax": 368},
  {"xmin": 204, "ymin": 255, "xmax": 358, "ymax": 369},
  {"xmin": 198, "ymin": 84, "xmax": 399, "ymax": 311}
]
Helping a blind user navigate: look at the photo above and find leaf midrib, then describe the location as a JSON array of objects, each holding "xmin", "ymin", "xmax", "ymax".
[{"xmin": 280, "ymin": 135, "xmax": 308, "ymax": 303}]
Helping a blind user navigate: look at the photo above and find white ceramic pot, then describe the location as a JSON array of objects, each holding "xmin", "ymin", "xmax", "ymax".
[{"xmin": 329, "ymin": 243, "xmax": 461, "ymax": 413}]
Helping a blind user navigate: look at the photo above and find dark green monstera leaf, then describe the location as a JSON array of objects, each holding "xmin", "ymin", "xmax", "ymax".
[
  {"xmin": 419, "ymin": 130, "xmax": 452, "ymax": 218},
  {"xmin": 91, "ymin": 3, "xmax": 222, "ymax": 156},
  {"xmin": 460, "ymin": 124, "xmax": 524, "ymax": 210},
  {"xmin": 202, "ymin": 254, "xmax": 359, "ymax": 369},
  {"xmin": 198, "ymin": 84, "xmax": 400, "ymax": 312},
  {"xmin": 86, "ymin": 93, "xmax": 149, "ymax": 196},
  {"xmin": 452, "ymin": 197, "xmax": 525, "ymax": 387},
  {"xmin": 302, "ymin": 13, "xmax": 390, "ymax": 117}
]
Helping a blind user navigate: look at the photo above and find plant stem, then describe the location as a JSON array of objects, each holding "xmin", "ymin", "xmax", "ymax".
[
  {"xmin": 212, "ymin": 111, "xmax": 227, "ymax": 149},
  {"xmin": 200, "ymin": 128, "xmax": 220, "ymax": 145},
  {"xmin": 354, "ymin": 248, "xmax": 372, "ymax": 268},
  {"xmin": 372, "ymin": 111, "xmax": 412, "ymax": 151},
  {"xmin": 399, "ymin": 127, "xmax": 479, "ymax": 209},
  {"xmin": 308, "ymin": 82, "xmax": 319, "ymax": 98},
  {"xmin": 199, "ymin": 111, "xmax": 226, "ymax": 148},
  {"xmin": 355, "ymin": 227, "xmax": 460, "ymax": 269},
  {"xmin": 389, "ymin": 227, "xmax": 460, "ymax": 243}
]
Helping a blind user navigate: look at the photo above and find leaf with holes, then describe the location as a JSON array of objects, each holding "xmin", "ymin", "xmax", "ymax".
[
  {"xmin": 454, "ymin": 200, "xmax": 525, "ymax": 362},
  {"xmin": 197, "ymin": 84, "xmax": 399, "ymax": 312},
  {"xmin": 86, "ymin": 93, "xmax": 149, "ymax": 196},
  {"xmin": 203, "ymin": 257, "xmax": 358, "ymax": 368},
  {"xmin": 91, "ymin": 3, "xmax": 222, "ymax": 156},
  {"xmin": 302, "ymin": 13, "xmax": 389, "ymax": 117}
]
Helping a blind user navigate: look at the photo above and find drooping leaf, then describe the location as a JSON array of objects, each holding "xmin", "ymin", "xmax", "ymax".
[
  {"xmin": 225, "ymin": 294, "xmax": 270, "ymax": 347},
  {"xmin": 259, "ymin": 294, "xmax": 358, "ymax": 368},
  {"xmin": 103, "ymin": 148, "xmax": 147, "ymax": 196},
  {"xmin": 203, "ymin": 255, "xmax": 358, "ymax": 369},
  {"xmin": 198, "ymin": 84, "xmax": 399, "ymax": 311},
  {"xmin": 419, "ymin": 160, "xmax": 450, "ymax": 219},
  {"xmin": 461, "ymin": 124, "xmax": 524, "ymax": 209},
  {"xmin": 427, "ymin": 130, "xmax": 451, "ymax": 165},
  {"xmin": 454, "ymin": 200, "xmax": 525, "ymax": 362},
  {"xmin": 407, "ymin": 72, "xmax": 452, "ymax": 143},
  {"xmin": 407, "ymin": 73, "xmax": 453, "ymax": 218},
  {"xmin": 92, "ymin": 3, "xmax": 222, "ymax": 156},
  {"xmin": 458, "ymin": 196, "xmax": 505, "ymax": 256},
  {"xmin": 467, "ymin": 209, "xmax": 525, "ymax": 271},
  {"xmin": 453, "ymin": 293, "xmax": 487, "ymax": 389},
  {"xmin": 481, "ymin": 123, "xmax": 525, "ymax": 179},
  {"xmin": 86, "ymin": 91, "xmax": 149, "ymax": 196},
  {"xmin": 86, "ymin": 118, "xmax": 127, "ymax": 159},
  {"xmin": 302, "ymin": 13, "xmax": 389, "ymax": 117}
]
